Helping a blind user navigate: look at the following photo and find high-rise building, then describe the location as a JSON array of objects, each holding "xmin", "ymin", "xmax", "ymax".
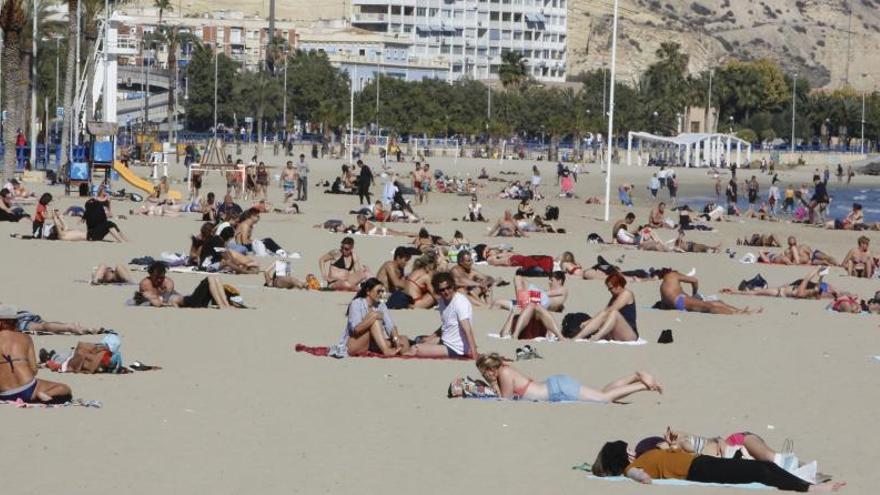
[{"xmin": 350, "ymin": 0, "xmax": 567, "ymax": 82}]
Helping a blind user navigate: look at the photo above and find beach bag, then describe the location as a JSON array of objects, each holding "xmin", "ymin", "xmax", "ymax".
[
  {"xmin": 545, "ymin": 205, "xmax": 559, "ymax": 220},
  {"xmin": 323, "ymin": 219, "xmax": 343, "ymax": 230},
  {"xmin": 448, "ymin": 376, "xmax": 497, "ymax": 398},
  {"xmin": 561, "ymin": 312, "xmax": 591, "ymax": 339},
  {"xmin": 252, "ymin": 239, "xmax": 268, "ymax": 257},
  {"xmin": 586, "ymin": 233, "xmax": 605, "ymax": 244}
]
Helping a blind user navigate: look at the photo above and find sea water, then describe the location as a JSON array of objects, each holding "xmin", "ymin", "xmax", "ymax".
[{"xmin": 677, "ymin": 185, "xmax": 880, "ymax": 223}]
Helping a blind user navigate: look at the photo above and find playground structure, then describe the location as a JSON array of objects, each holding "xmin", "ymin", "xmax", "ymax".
[{"xmin": 187, "ymin": 139, "xmax": 245, "ymax": 193}]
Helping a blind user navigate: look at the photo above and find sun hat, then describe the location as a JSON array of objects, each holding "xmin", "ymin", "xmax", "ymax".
[{"xmin": 0, "ymin": 304, "xmax": 20, "ymax": 320}]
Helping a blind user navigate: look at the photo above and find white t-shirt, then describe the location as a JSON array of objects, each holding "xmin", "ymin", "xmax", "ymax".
[
  {"xmin": 437, "ymin": 292, "xmax": 473, "ymax": 355},
  {"xmin": 531, "ymin": 174, "xmax": 541, "ymax": 187},
  {"xmin": 382, "ymin": 181, "xmax": 398, "ymax": 205}
]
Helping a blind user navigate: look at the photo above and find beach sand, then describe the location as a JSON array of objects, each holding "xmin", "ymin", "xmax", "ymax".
[{"xmin": 1, "ymin": 153, "xmax": 877, "ymax": 494}]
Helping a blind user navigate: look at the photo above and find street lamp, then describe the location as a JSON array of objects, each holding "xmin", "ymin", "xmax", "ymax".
[
  {"xmin": 603, "ymin": 0, "xmax": 620, "ymax": 222},
  {"xmin": 790, "ymin": 73, "xmax": 797, "ymax": 152},
  {"xmin": 728, "ymin": 115, "xmax": 734, "ymax": 134}
]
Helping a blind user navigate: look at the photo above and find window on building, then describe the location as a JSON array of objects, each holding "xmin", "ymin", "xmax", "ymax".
[
  {"xmin": 489, "ymin": 11, "xmax": 499, "ymax": 20},
  {"xmin": 441, "ymin": 45, "xmax": 451, "ymax": 54},
  {"xmin": 452, "ymin": 45, "xmax": 463, "ymax": 54},
  {"xmin": 391, "ymin": 6, "xmax": 401, "ymax": 14},
  {"xmin": 501, "ymin": 30, "xmax": 511, "ymax": 40},
  {"xmin": 453, "ymin": 9, "xmax": 463, "ymax": 18},
  {"xmin": 489, "ymin": 47, "xmax": 499, "ymax": 56},
  {"xmin": 416, "ymin": 7, "xmax": 427, "ymax": 15},
  {"xmin": 403, "ymin": 25, "xmax": 412, "ymax": 33},
  {"xmin": 429, "ymin": 8, "xmax": 438, "ymax": 16},
  {"xmin": 489, "ymin": 29, "xmax": 500, "ymax": 40},
  {"xmin": 501, "ymin": 12, "xmax": 510, "ymax": 21},
  {"xmin": 359, "ymin": 49, "xmax": 366, "ymax": 56}
]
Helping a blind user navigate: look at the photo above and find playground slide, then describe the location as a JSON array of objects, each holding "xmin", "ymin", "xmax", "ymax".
[
  {"xmin": 112, "ymin": 160, "xmax": 182, "ymax": 200},
  {"xmin": 113, "ymin": 160, "xmax": 155, "ymax": 194}
]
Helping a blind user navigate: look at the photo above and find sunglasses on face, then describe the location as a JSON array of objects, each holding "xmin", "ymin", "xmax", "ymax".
[{"xmin": 438, "ymin": 285, "xmax": 454, "ymax": 293}]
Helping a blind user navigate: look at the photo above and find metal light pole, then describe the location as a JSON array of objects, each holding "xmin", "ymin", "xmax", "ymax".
[
  {"xmin": 282, "ymin": 46, "xmax": 288, "ymax": 137},
  {"xmin": 375, "ymin": 53, "xmax": 380, "ymax": 141},
  {"xmin": 603, "ymin": 0, "xmax": 620, "ymax": 222},
  {"xmin": 349, "ymin": 65, "xmax": 356, "ymax": 165},
  {"xmin": 860, "ymin": 91, "xmax": 866, "ymax": 154},
  {"xmin": 790, "ymin": 73, "xmax": 797, "ymax": 153},
  {"xmin": 73, "ymin": 0, "xmax": 81, "ymax": 148},
  {"xmin": 30, "ymin": 0, "xmax": 39, "ymax": 167},
  {"xmin": 706, "ymin": 69, "xmax": 713, "ymax": 133},
  {"xmin": 213, "ymin": 37, "xmax": 218, "ymax": 137},
  {"xmin": 602, "ymin": 65, "xmax": 607, "ymax": 122}
]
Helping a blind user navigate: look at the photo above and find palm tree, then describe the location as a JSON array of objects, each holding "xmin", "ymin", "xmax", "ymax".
[
  {"xmin": 154, "ymin": 0, "xmax": 172, "ymax": 25},
  {"xmin": 1, "ymin": 0, "xmax": 28, "ymax": 178},
  {"xmin": 498, "ymin": 50, "xmax": 528, "ymax": 89},
  {"xmin": 60, "ymin": 0, "xmax": 78, "ymax": 171}
]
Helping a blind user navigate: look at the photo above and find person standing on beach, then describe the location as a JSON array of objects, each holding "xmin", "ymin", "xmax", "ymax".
[
  {"xmin": 356, "ymin": 160, "xmax": 374, "ymax": 205},
  {"xmin": 747, "ymin": 176, "xmax": 760, "ymax": 208},
  {"xmin": 421, "ymin": 163, "xmax": 432, "ymax": 204},
  {"xmin": 649, "ymin": 174, "xmax": 660, "ymax": 200},
  {"xmin": 726, "ymin": 179, "xmax": 738, "ymax": 207},
  {"xmin": 657, "ymin": 166, "xmax": 668, "ymax": 190},
  {"xmin": 412, "ymin": 162, "xmax": 425, "ymax": 204},
  {"xmin": 782, "ymin": 185, "xmax": 795, "ymax": 213},
  {"xmin": 847, "ymin": 165, "xmax": 854, "ymax": 184},
  {"xmin": 768, "ymin": 182, "xmax": 780, "ymax": 216},
  {"xmin": 296, "ymin": 154, "xmax": 309, "ymax": 201}
]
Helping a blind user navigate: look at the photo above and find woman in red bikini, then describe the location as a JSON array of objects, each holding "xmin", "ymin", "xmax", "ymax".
[{"xmin": 406, "ymin": 254, "xmax": 438, "ymax": 309}]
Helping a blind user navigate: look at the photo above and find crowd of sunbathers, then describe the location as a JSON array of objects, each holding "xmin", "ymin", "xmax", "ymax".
[{"xmin": 1, "ymin": 160, "xmax": 865, "ymax": 492}]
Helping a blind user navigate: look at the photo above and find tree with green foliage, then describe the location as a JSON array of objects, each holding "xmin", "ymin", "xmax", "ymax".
[
  {"xmin": 284, "ymin": 50, "xmax": 349, "ymax": 137},
  {"xmin": 499, "ymin": 50, "xmax": 528, "ymax": 89},
  {"xmin": 183, "ymin": 43, "xmax": 237, "ymax": 131}
]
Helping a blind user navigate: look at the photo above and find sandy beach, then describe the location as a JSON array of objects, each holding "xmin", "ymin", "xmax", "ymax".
[{"xmin": 1, "ymin": 153, "xmax": 878, "ymax": 494}]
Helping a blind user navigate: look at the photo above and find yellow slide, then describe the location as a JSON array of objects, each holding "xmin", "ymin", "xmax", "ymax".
[{"xmin": 113, "ymin": 160, "xmax": 182, "ymax": 200}]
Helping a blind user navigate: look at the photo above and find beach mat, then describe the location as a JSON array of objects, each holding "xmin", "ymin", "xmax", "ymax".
[
  {"xmin": 0, "ymin": 398, "xmax": 103, "ymax": 409},
  {"xmin": 487, "ymin": 334, "xmax": 647, "ymax": 345},
  {"xmin": 294, "ymin": 344, "xmax": 469, "ymax": 360},
  {"xmin": 572, "ymin": 464, "xmax": 771, "ymax": 490}
]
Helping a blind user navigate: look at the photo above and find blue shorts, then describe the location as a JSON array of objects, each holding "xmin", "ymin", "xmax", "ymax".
[
  {"xmin": 675, "ymin": 294, "xmax": 687, "ymax": 311},
  {"xmin": 0, "ymin": 378, "xmax": 37, "ymax": 402},
  {"xmin": 545, "ymin": 374, "xmax": 581, "ymax": 402},
  {"xmin": 16, "ymin": 312, "xmax": 42, "ymax": 332}
]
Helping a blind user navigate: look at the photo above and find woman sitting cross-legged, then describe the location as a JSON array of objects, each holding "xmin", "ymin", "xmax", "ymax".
[
  {"xmin": 476, "ymin": 352, "xmax": 662, "ymax": 403},
  {"xmin": 342, "ymin": 278, "xmax": 410, "ymax": 356}
]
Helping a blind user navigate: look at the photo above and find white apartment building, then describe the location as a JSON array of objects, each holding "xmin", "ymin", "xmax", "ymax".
[{"xmin": 350, "ymin": 0, "xmax": 567, "ymax": 82}]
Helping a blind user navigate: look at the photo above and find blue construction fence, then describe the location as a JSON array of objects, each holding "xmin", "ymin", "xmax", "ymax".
[{"xmin": 0, "ymin": 144, "xmax": 89, "ymax": 172}]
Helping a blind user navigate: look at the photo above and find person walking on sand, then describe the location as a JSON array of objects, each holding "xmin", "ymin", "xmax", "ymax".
[
  {"xmin": 296, "ymin": 153, "xmax": 309, "ymax": 201},
  {"xmin": 356, "ymin": 160, "xmax": 374, "ymax": 205}
]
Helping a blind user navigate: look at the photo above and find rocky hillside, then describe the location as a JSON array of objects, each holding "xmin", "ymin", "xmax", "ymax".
[
  {"xmin": 568, "ymin": 0, "xmax": 880, "ymax": 90},
  {"xmin": 180, "ymin": 0, "xmax": 879, "ymax": 90}
]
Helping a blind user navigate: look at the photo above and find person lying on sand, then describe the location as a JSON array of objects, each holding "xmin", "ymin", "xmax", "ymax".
[
  {"xmin": 591, "ymin": 440, "xmax": 845, "ymax": 492},
  {"xmin": 660, "ymin": 270, "xmax": 761, "ymax": 314},
  {"xmin": 476, "ymin": 352, "xmax": 661, "ymax": 402},
  {"xmin": 488, "ymin": 210, "xmax": 527, "ymax": 237},
  {"xmin": 738, "ymin": 233, "xmax": 782, "ymax": 247},
  {"xmin": 2, "ymin": 306, "xmax": 103, "ymax": 335},
  {"xmin": 263, "ymin": 261, "xmax": 308, "ymax": 290},
  {"xmin": 570, "ymin": 273, "xmax": 639, "ymax": 342},
  {"xmin": 0, "ymin": 305, "xmax": 73, "ymax": 404},
  {"xmin": 91, "ymin": 264, "xmax": 134, "ymax": 285},
  {"xmin": 495, "ymin": 271, "xmax": 568, "ymax": 340},
  {"xmin": 722, "ymin": 267, "xmax": 843, "ymax": 301},
  {"xmin": 134, "ymin": 261, "xmax": 233, "ymax": 309},
  {"xmin": 558, "ymin": 252, "xmax": 671, "ymax": 282},
  {"xmin": 341, "ymin": 278, "xmax": 410, "ymax": 356},
  {"xmin": 317, "ymin": 237, "xmax": 371, "ymax": 291},
  {"xmin": 840, "ymin": 236, "xmax": 875, "ymax": 278},
  {"xmin": 674, "ymin": 230, "xmax": 721, "ymax": 254}
]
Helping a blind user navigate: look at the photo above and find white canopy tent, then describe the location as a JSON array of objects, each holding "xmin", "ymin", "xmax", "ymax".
[{"xmin": 625, "ymin": 132, "xmax": 752, "ymax": 168}]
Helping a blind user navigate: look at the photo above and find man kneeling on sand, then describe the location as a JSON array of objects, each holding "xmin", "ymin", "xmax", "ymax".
[{"xmin": 0, "ymin": 305, "xmax": 73, "ymax": 404}]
